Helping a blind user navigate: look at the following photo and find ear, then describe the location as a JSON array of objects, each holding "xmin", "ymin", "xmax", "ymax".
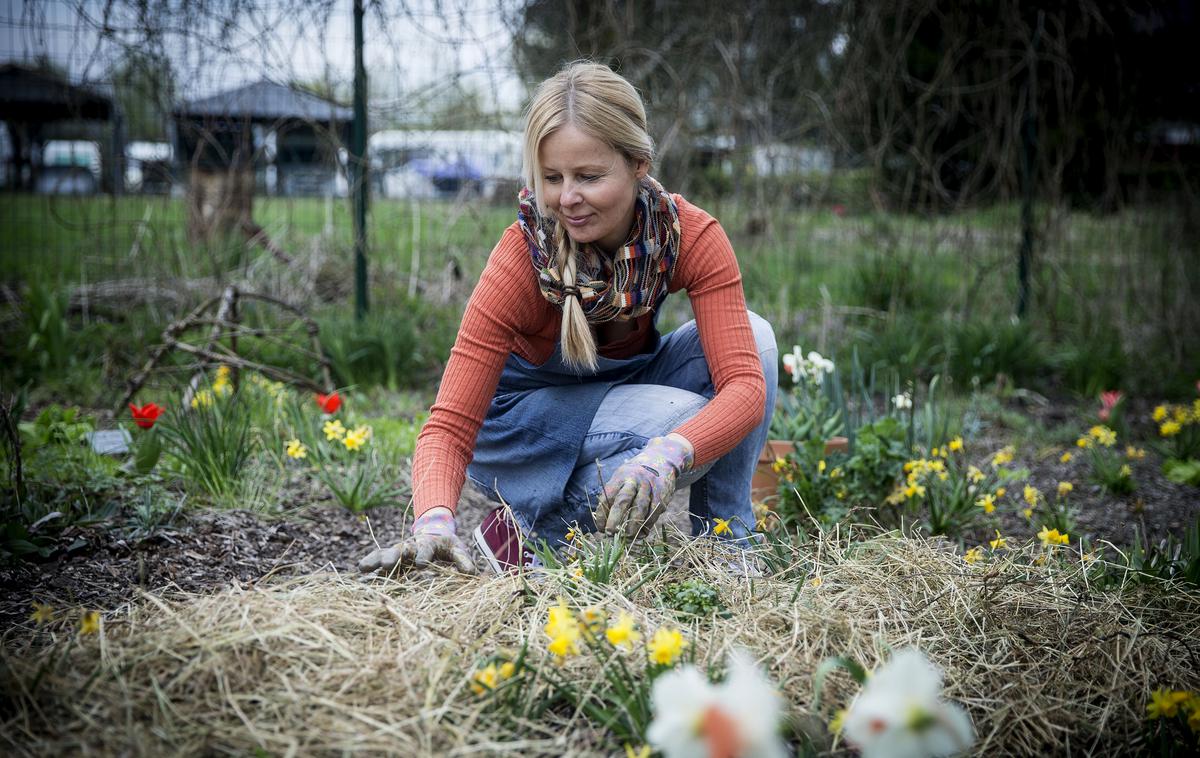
[{"xmin": 632, "ymin": 158, "xmax": 649, "ymax": 180}]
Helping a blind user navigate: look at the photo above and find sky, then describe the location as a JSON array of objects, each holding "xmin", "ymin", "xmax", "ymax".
[{"xmin": 0, "ymin": 0, "xmax": 528, "ymax": 119}]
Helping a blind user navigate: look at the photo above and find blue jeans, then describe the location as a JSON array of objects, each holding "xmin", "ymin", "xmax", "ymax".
[{"xmin": 530, "ymin": 313, "xmax": 778, "ymax": 548}]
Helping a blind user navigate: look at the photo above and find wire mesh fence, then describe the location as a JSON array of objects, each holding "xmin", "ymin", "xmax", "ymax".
[{"xmin": 1, "ymin": 0, "xmax": 1197, "ymax": 395}]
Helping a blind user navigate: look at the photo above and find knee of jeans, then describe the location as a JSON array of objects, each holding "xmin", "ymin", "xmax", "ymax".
[{"xmin": 746, "ymin": 311, "xmax": 778, "ymax": 357}]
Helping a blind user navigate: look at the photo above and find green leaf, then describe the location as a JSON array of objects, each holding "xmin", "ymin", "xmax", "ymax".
[{"xmin": 812, "ymin": 655, "xmax": 868, "ymax": 710}]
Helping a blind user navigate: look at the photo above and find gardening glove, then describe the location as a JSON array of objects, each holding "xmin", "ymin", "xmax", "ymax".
[
  {"xmin": 595, "ymin": 434, "xmax": 694, "ymax": 538},
  {"xmin": 358, "ymin": 507, "xmax": 477, "ymax": 575}
]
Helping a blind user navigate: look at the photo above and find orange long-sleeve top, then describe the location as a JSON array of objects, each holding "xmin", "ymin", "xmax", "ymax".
[{"xmin": 410, "ymin": 195, "xmax": 766, "ymax": 517}]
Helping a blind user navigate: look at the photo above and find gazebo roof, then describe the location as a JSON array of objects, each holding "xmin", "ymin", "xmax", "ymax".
[
  {"xmin": 0, "ymin": 63, "xmax": 113, "ymax": 122},
  {"xmin": 175, "ymin": 80, "xmax": 352, "ymax": 124}
]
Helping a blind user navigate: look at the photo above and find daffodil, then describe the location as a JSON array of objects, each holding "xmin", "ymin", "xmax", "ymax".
[
  {"xmin": 1152, "ymin": 405, "xmax": 1168, "ymax": 422},
  {"xmin": 1057, "ymin": 481, "xmax": 1073, "ymax": 498},
  {"xmin": 471, "ymin": 663, "xmax": 500, "ymax": 695},
  {"xmin": 771, "ymin": 457, "xmax": 787, "ymax": 474},
  {"xmin": 989, "ymin": 531, "xmax": 1006, "ymax": 550},
  {"xmin": 80, "ymin": 610, "xmax": 100, "ymax": 635},
  {"xmin": 713, "ymin": 517, "xmax": 732, "ymax": 536},
  {"xmin": 1022, "ymin": 507, "xmax": 1033, "ymax": 519},
  {"xmin": 606, "ymin": 611, "xmax": 641, "ymax": 649},
  {"xmin": 810, "ymin": 576, "xmax": 823, "ymax": 587},
  {"xmin": 1160, "ymin": 420, "xmax": 1181, "ymax": 437},
  {"xmin": 190, "ymin": 388, "xmax": 214, "ymax": 409},
  {"xmin": 1119, "ymin": 464, "xmax": 1132, "ymax": 478},
  {"xmin": 564, "ymin": 527, "xmax": 577, "ymax": 542},
  {"xmin": 818, "ymin": 459, "xmax": 826, "ymax": 474},
  {"xmin": 343, "ymin": 426, "xmax": 371, "ymax": 451},
  {"xmin": 1060, "ymin": 451, "xmax": 1073, "ymax": 463},
  {"xmin": 948, "ymin": 436, "xmax": 963, "ymax": 453},
  {"xmin": 963, "ymin": 547, "xmax": 983, "ymax": 565},
  {"xmin": 995, "ymin": 487, "xmax": 1007, "ymax": 498},
  {"xmin": 1023, "ymin": 484, "xmax": 1040, "ymax": 507},
  {"xmin": 29, "ymin": 602, "xmax": 54, "ymax": 624},
  {"xmin": 647, "ymin": 626, "xmax": 687, "ymax": 666},
  {"xmin": 646, "ymin": 649, "xmax": 786, "ymax": 758},
  {"xmin": 545, "ymin": 599, "xmax": 581, "ymax": 659},
  {"xmin": 967, "ymin": 465, "xmax": 985, "ymax": 484},
  {"xmin": 323, "ymin": 419, "xmax": 346, "ymax": 441},
  {"xmin": 286, "ymin": 438, "xmax": 307, "ymax": 459},
  {"xmin": 1038, "ymin": 526, "xmax": 1069, "ymax": 546},
  {"xmin": 841, "ymin": 649, "xmax": 975, "ymax": 758},
  {"xmin": 975, "ymin": 494, "xmax": 996, "ymax": 514},
  {"xmin": 1125, "ymin": 446, "xmax": 1146, "ymax": 460},
  {"xmin": 1146, "ymin": 689, "xmax": 1190, "ymax": 719},
  {"xmin": 991, "ymin": 446, "xmax": 1015, "ymax": 467},
  {"xmin": 625, "ymin": 745, "xmax": 651, "ymax": 758}
]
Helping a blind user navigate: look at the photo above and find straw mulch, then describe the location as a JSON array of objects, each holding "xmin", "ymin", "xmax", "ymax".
[{"xmin": 2, "ymin": 528, "xmax": 1198, "ymax": 756}]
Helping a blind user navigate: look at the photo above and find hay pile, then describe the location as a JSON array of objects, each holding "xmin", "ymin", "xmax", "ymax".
[{"xmin": 2, "ymin": 529, "xmax": 1198, "ymax": 756}]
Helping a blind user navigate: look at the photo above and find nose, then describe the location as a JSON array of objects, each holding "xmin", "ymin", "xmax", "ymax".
[{"xmin": 560, "ymin": 180, "xmax": 582, "ymax": 207}]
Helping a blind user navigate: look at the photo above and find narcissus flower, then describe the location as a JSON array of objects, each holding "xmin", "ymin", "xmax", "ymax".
[
  {"xmin": 1089, "ymin": 425, "xmax": 1117, "ymax": 447},
  {"xmin": 286, "ymin": 439, "xmax": 307, "ymax": 459},
  {"xmin": 1146, "ymin": 689, "xmax": 1190, "ymax": 719},
  {"xmin": 1119, "ymin": 464, "xmax": 1132, "ymax": 478},
  {"xmin": 1038, "ymin": 526, "xmax": 1069, "ymax": 546},
  {"xmin": 80, "ymin": 610, "xmax": 100, "ymax": 635},
  {"xmin": 991, "ymin": 446, "xmax": 1015, "ymax": 467},
  {"xmin": 606, "ymin": 611, "xmax": 641, "ymax": 649},
  {"xmin": 1125, "ymin": 446, "xmax": 1146, "ymax": 460},
  {"xmin": 948, "ymin": 437, "xmax": 963, "ymax": 453},
  {"xmin": 646, "ymin": 649, "xmax": 786, "ymax": 758},
  {"xmin": 323, "ymin": 419, "xmax": 346, "ymax": 441},
  {"xmin": 1023, "ymin": 485, "xmax": 1040, "ymax": 507},
  {"xmin": 544, "ymin": 600, "xmax": 581, "ymax": 659},
  {"xmin": 975, "ymin": 494, "xmax": 996, "ymax": 514},
  {"xmin": 893, "ymin": 393, "xmax": 913, "ymax": 410},
  {"xmin": 29, "ymin": 602, "xmax": 54, "ymax": 624},
  {"xmin": 315, "ymin": 392, "xmax": 342, "ymax": 414},
  {"xmin": 989, "ymin": 531, "xmax": 1007, "ymax": 550},
  {"xmin": 841, "ymin": 648, "xmax": 975, "ymax": 758},
  {"xmin": 963, "ymin": 547, "xmax": 983, "ymax": 565},
  {"xmin": 1160, "ymin": 420, "xmax": 1182, "ymax": 437},
  {"xmin": 713, "ymin": 517, "xmax": 732, "ymax": 536},
  {"xmin": 1060, "ymin": 451, "xmax": 1073, "ymax": 463},
  {"xmin": 1057, "ymin": 481, "xmax": 1073, "ymax": 498},
  {"xmin": 128, "ymin": 402, "xmax": 164, "ymax": 429},
  {"xmin": 1152, "ymin": 405, "xmax": 1168, "ymax": 422},
  {"xmin": 647, "ymin": 626, "xmax": 687, "ymax": 666},
  {"xmin": 190, "ymin": 389, "xmax": 214, "ymax": 409},
  {"xmin": 343, "ymin": 426, "xmax": 371, "ymax": 451}
]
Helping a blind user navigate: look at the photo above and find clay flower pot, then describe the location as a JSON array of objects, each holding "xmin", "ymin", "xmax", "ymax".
[{"xmin": 751, "ymin": 436, "xmax": 850, "ymax": 504}]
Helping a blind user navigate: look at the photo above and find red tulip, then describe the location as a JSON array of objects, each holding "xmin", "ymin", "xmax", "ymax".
[
  {"xmin": 831, "ymin": 204, "xmax": 847, "ymax": 217},
  {"xmin": 1098, "ymin": 390, "xmax": 1123, "ymax": 421},
  {"xmin": 315, "ymin": 392, "xmax": 342, "ymax": 414},
  {"xmin": 129, "ymin": 402, "xmax": 164, "ymax": 429}
]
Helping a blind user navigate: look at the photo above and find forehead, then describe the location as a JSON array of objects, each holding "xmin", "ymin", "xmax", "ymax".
[{"xmin": 538, "ymin": 123, "xmax": 620, "ymax": 169}]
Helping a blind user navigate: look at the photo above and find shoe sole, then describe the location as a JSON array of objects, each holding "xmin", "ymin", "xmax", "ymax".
[{"xmin": 473, "ymin": 524, "xmax": 507, "ymax": 576}]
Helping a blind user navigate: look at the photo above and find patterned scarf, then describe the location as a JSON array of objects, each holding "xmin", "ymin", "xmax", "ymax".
[{"xmin": 517, "ymin": 176, "xmax": 681, "ymax": 323}]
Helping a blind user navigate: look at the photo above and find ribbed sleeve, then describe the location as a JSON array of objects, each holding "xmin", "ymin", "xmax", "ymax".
[{"xmin": 409, "ymin": 197, "xmax": 767, "ymax": 516}]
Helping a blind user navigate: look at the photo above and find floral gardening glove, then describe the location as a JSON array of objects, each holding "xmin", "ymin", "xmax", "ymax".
[
  {"xmin": 595, "ymin": 434, "xmax": 694, "ymax": 538},
  {"xmin": 358, "ymin": 508, "xmax": 477, "ymax": 574}
]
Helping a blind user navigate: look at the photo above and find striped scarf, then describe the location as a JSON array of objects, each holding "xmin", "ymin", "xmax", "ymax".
[{"xmin": 517, "ymin": 176, "xmax": 681, "ymax": 323}]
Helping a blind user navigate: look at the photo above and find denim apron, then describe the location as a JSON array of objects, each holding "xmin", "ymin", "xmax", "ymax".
[{"xmin": 466, "ymin": 323, "xmax": 667, "ymax": 538}]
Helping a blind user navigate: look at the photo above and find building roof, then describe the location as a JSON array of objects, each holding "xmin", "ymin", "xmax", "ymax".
[
  {"xmin": 0, "ymin": 63, "xmax": 113, "ymax": 121},
  {"xmin": 175, "ymin": 80, "xmax": 352, "ymax": 124}
]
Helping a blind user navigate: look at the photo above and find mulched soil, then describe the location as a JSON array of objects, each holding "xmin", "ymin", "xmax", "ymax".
[{"xmin": 2, "ymin": 395, "xmax": 1197, "ymax": 633}]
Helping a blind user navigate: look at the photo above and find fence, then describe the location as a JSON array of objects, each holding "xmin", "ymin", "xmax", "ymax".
[{"xmin": 1, "ymin": 0, "xmax": 1197, "ymax": 394}]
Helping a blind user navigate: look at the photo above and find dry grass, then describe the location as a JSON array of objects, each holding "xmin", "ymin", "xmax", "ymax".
[{"xmin": 2, "ymin": 527, "xmax": 1198, "ymax": 756}]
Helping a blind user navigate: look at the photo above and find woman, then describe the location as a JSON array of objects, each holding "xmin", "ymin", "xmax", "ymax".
[{"xmin": 359, "ymin": 62, "xmax": 777, "ymax": 575}]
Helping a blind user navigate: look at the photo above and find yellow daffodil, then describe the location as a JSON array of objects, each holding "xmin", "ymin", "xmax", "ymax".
[
  {"xmin": 713, "ymin": 517, "xmax": 732, "ymax": 536},
  {"xmin": 1057, "ymin": 481, "xmax": 1073, "ymax": 498},
  {"xmin": 976, "ymin": 493, "xmax": 996, "ymax": 514},
  {"xmin": 1125, "ymin": 446, "xmax": 1146, "ymax": 460},
  {"xmin": 948, "ymin": 436, "xmax": 963, "ymax": 452},
  {"xmin": 1152, "ymin": 405, "xmax": 1168, "ymax": 422},
  {"xmin": 1146, "ymin": 689, "xmax": 1190, "ymax": 719},
  {"xmin": 989, "ymin": 531, "xmax": 1007, "ymax": 550},
  {"xmin": 830, "ymin": 466, "xmax": 843, "ymax": 479},
  {"xmin": 991, "ymin": 446, "xmax": 1015, "ymax": 467},
  {"xmin": 1038, "ymin": 526, "xmax": 1069, "ymax": 546},
  {"xmin": 471, "ymin": 663, "xmax": 499, "ymax": 694},
  {"xmin": 772, "ymin": 457, "xmax": 787, "ymax": 474},
  {"xmin": 829, "ymin": 709, "xmax": 847, "ymax": 734},
  {"xmin": 967, "ymin": 465, "xmax": 985, "ymax": 484},
  {"xmin": 625, "ymin": 745, "xmax": 652, "ymax": 758},
  {"xmin": 1119, "ymin": 464, "xmax": 1132, "ymax": 478},
  {"xmin": 930, "ymin": 446, "xmax": 942, "ymax": 458},
  {"xmin": 810, "ymin": 576, "xmax": 823, "ymax": 587},
  {"xmin": 1160, "ymin": 420, "xmax": 1182, "ymax": 437},
  {"xmin": 564, "ymin": 528, "xmax": 577, "ymax": 542},
  {"xmin": 323, "ymin": 419, "xmax": 346, "ymax": 441},
  {"xmin": 1060, "ymin": 451, "xmax": 1073, "ymax": 463},
  {"xmin": 1089, "ymin": 425, "xmax": 1117, "ymax": 447},
  {"xmin": 1023, "ymin": 485, "xmax": 1040, "ymax": 507},
  {"xmin": 646, "ymin": 626, "xmax": 686, "ymax": 665},
  {"xmin": 343, "ymin": 426, "xmax": 371, "ymax": 451},
  {"xmin": 1023, "ymin": 507, "xmax": 1034, "ymax": 519},
  {"xmin": 904, "ymin": 483, "xmax": 926, "ymax": 499},
  {"xmin": 995, "ymin": 487, "xmax": 1007, "ymax": 498},
  {"xmin": 80, "ymin": 610, "xmax": 100, "ymax": 635},
  {"xmin": 499, "ymin": 661, "xmax": 515, "ymax": 679},
  {"xmin": 29, "ymin": 602, "xmax": 54, "ymax": 624},
  {"xmin": 286, "ymin": 438, "xmax": 307, "ymax": 459},
  {"xmin": 1173, "ymin": 405, "xmax": 1190, "ymax": 423},
  {"xmin": 191, "ymin": 388, "xmax": 214, "ymax": 409},
  {"xmin": 606, "ymin": 611, "xmax": 641, "ymax": 649},
  {"xmin": 963, "ymin": 547, "xmax": 984, "ymax": 565},
  {"xmin": 545, "ymin": 600, "xmax": 581, "ymax": 659}
]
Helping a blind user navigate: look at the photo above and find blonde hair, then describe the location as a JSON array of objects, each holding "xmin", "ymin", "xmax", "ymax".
[{"xmin": 522, "ymin": 61, "xmax": 654, "ymax": 371}]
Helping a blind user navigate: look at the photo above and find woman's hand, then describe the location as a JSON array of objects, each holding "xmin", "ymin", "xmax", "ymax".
[
  {"xmin": 595, "ymin": 434, "xmax": 694, "ymax": 538},
  {"xmin": 358, "ymin": 507, "xmax": 477, "ymax": 574}
]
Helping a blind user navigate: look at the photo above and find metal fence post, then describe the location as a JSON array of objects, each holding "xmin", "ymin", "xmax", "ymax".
[{"xmin": 352, "ymin": 0, "xmax": 369, "ymax": 320}]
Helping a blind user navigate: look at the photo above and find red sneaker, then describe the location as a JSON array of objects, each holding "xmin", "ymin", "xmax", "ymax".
[{"xmin": 473, "ymin": 506, "xmax": 541, "ymax": 575}]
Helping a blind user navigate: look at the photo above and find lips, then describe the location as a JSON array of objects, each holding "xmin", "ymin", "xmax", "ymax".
[{"xmin": 563, "ymin": 213, "xmax": 592, "ymax": 227}]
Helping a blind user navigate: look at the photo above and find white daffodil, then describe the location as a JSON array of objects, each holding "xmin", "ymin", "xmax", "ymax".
[
  {"xmin": 647, "ymin": 649, "xmax": 787, "ymax": 758},
  {"xmin": 805, "ymin": 350, "xmax": 835, "ymax": 383},
  {"xmin": 841, "ymin": 648, "xmax": 975, "ymax": 758},
  {"xmin": 782, "ymin": 345, "xmax": 804, "ymax": 380},
  {"xmin": 892, "ymin": 392, "xmax": 913, "ymax": 410}
]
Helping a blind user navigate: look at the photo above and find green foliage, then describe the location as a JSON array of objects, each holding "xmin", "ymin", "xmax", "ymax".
[
  {"xmin": 1163, "ymin": 458, "xmax": 1200, "ymax": 486},
  {"xmin": 848, "ymin": 252, "xmax": 943, "ymax": 314},
  {"xmin": 156, "ymin": 394, "xmax": 256, "ymax": 498},
  {"xmin": 841, "ymin": 416, "xmax": 909, "ymax": 507},
  {"xmin": 18, "ymin": 405, "xmax": 93, "ymax": 449},
  {"xmin": 943, "ymin": 318, "xmax": 1050, "ymax": 389},
  {"xmin": 1055, "ymin": 330, "xmax": 1129, "ymax": 397},
  {"xmin": 660, "ymin": 579, "xmax": 729, "ymax": 619},
  {"xmin": 19, "ymin": 279, "xmax": 75, "ymax": 379},
  {"xmin": 1099, "ymin": 518, "xmax": 1200, "ymax": 590},
  {"xmin": 313, "ymin": 452, "xmax": 406, "ymax": 513},
  {"xmin": 318, "ymin": 304, "xmax": 455, "ymax": 389}
]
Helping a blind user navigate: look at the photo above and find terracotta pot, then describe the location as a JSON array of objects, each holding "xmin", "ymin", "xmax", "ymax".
[{"xmin": 751, "ymin": 436, "xmax": 850, "ymax": 504}]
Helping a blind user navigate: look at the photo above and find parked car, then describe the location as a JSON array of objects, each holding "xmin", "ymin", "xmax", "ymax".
[{"xmin": 36, "ymin": 140, "xmax": 101, "ymax": 195}]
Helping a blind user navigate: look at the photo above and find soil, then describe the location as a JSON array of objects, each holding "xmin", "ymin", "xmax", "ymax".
[{"xmin": 2, "ymin": 396, "xmax": 1197, "ymax": 632}]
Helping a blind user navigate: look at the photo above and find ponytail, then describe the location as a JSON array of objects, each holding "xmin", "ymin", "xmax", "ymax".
[{"xmin": 554, "ymin": 224, "xmax": 598, "ymax": 371}]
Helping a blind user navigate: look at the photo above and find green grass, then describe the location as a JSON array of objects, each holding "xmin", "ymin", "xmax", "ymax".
[{"xmin": 2, "ymin": 192, "xmax": 1197, "ymax": 401}]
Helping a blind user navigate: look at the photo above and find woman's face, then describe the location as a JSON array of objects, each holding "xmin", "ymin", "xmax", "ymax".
[{"xmin": 537, "ymin": 123, "xmax": 647, "ymax": 252}]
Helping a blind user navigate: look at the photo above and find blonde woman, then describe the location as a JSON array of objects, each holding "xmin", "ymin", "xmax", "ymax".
[{"xmin": 360, "ymin": 62, "xmax": 776, "ymax": 575}]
